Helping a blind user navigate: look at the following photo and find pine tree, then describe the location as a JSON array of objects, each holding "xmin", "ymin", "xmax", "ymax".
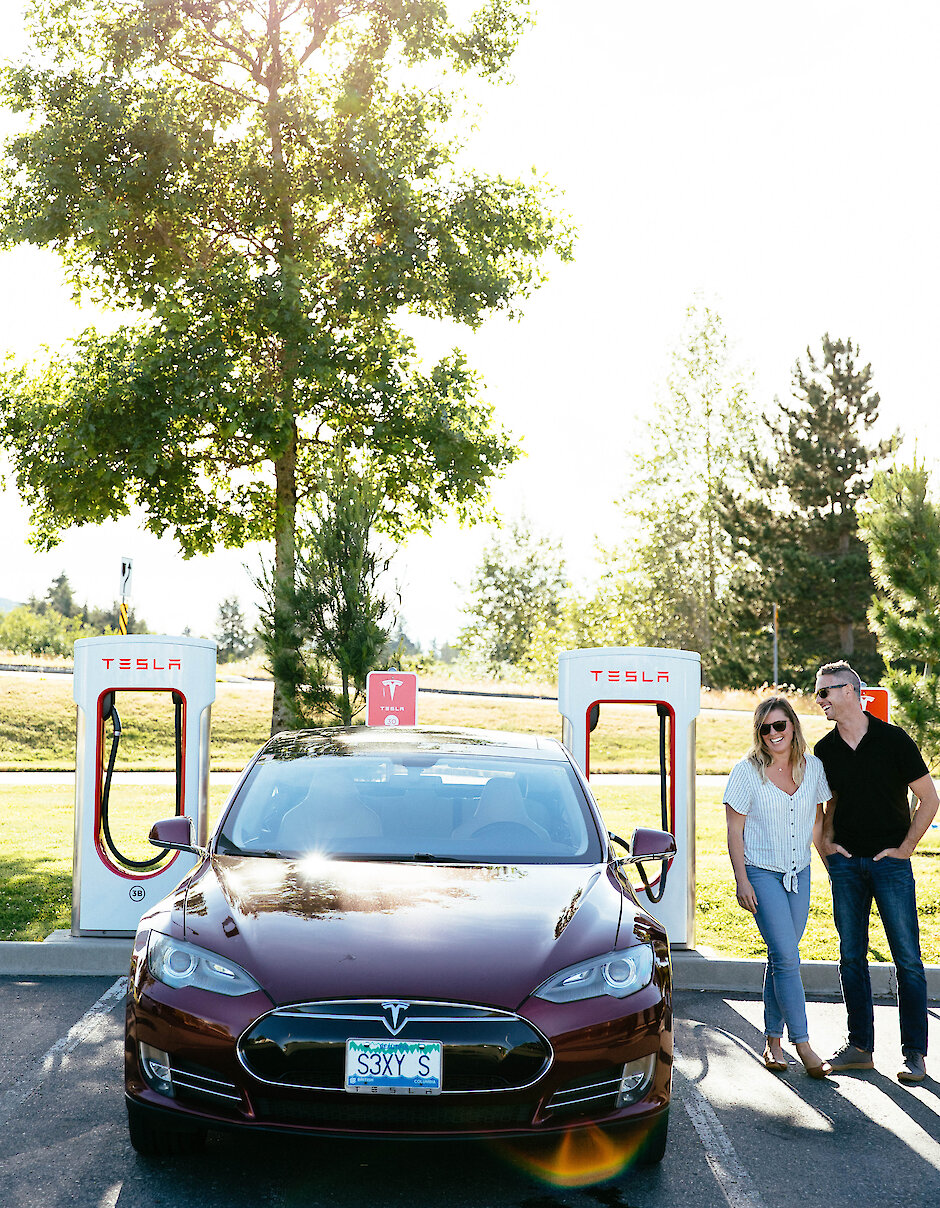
[
  {"xmin": 215, "ymin": 597, "xmax": 254, "ymax": 664},
  {"xmin": 716, "ymin": 335, "xmax": 894, "ymax": 688},
  {"xmin": 859, "ymin": 461, "xmax": 940, "ymax": 769},
  {"xmin": 256, "ymin": 454, "xmax": 392, "ymax": 727}
]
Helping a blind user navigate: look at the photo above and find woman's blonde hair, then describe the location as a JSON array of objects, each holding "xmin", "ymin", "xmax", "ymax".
[{"xmin": 747, "ymin": 695, "xmax": 807, "ymax": 785}]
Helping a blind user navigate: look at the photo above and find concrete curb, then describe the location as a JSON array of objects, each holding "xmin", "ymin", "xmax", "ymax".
[
  {"xmin": 1, "ymin": 932, "xmax": 938, "ymax": 1001},
  {"xmin": 0, "ymin": 932, "xmax": 133, "ymax": 976},
  {"xmin": 671, "ymin": 949, "xmax": 940, "ymax": 1001}
]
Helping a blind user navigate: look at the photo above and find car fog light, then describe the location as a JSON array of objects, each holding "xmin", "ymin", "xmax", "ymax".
[
  {"xmin": 617, "ymin": 1053, "xmax": 656, "ymax": 1107},
  {"xmin": 140, "ymin": 1043, "xmax": 174, "ymax": 1097}
]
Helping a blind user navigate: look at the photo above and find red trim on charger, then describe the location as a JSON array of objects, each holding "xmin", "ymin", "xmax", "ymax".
[{"xmin": 93, "ymin": 687, "xmax": 187, "ymax": 880}]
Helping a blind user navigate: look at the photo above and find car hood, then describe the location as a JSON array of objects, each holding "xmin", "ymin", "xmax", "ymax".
[{"xmin": 177, "ymin": 855, "xmax": 633, "ymax": 1009}]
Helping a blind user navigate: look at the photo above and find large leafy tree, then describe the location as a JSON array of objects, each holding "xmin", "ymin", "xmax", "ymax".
[
  {"xmin": 0, "ymin": 0, "xmax": 571, "ymax": 726},
  {"xmin": 716, "ymin": 335, "xmax": 893, "ymax": 688},
  {"xmin": 859, "ymin": 461, "xmax": 940, "ymax": 770}
]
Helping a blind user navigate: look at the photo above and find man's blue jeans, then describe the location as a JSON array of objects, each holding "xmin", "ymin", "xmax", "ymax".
[{"xmin": 827, "ymin": 853, "xmax": 928, "ymax": 1057}]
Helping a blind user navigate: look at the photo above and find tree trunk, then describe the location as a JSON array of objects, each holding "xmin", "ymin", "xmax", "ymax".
[{"xmin": 270, "ymin": 424, "xmax": 298, "ymax": 735}]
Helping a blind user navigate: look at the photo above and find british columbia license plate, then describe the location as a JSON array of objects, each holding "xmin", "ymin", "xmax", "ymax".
[{"xmin": 344, "ymin": 1038, "xmax": 443, "ymax": 1095}]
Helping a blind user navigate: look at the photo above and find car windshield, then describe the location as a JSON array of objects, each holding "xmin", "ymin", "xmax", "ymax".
[{"xmin": 216, "ymin": 752, "xmax": 603, "ymax": 864}]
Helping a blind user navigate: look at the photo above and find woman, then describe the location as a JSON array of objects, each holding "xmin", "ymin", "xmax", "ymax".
[{"xmin": 724, "ymin": 696, "xmax": 832, "ymax": 1077}]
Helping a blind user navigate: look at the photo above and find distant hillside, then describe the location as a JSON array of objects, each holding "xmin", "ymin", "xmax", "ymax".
[{"xmin": 0, "ymin": 597, "xmax": 23, "ymax": 614}]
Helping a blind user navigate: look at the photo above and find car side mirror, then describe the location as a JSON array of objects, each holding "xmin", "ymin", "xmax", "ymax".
[
  {"xmin": 624, "ymin": 827, "xmax": 676, "ymax": 864},
  {"xmin": 149, "ymin": 816, "xmax": 200, "ymax": 855},
  {"xmin": 611, "ymin": 827, "xmax": 676, "ymax": 905}
]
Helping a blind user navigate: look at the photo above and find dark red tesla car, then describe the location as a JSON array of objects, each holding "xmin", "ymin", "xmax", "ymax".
[{"xmin": 125, "ymin": 727, "xmax": 676, "ymax": 1168}]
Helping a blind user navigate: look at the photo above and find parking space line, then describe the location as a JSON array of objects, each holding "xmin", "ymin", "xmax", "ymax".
[
  {"xmin": 0, "ymin": 976, "xmax": 128, "ymax": 1126},
  {"xmin": 675, "ymin": 1069, "xmax": 768, "ymax": 1208}
]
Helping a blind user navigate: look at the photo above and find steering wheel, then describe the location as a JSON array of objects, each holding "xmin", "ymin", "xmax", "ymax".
[{"xmin": 469, "ymin": 821, "xmax": 541, "ymax": 845}]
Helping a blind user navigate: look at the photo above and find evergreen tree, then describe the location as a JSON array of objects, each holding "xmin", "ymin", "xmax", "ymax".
[
  {"xmin": 716, "ymin": 335, "xmax": 894, "ymax": 688},
  {"xmin": 215, "ymin": 597, "xmax": 254, "ymax": 664},
  {"xmin": 46, "ymin": 572, "xmax": 77, "ymax": 618},
  {"xmin": 859, "ymin": 461, "xmax": 940, "ymax": 769},
  {"xmin": 620, "ymin": 300, "xmax": 757, "ymax": 668},
  {"xmin": 256, "ymin": 454, "xmax": 392, "ymax": 728}
]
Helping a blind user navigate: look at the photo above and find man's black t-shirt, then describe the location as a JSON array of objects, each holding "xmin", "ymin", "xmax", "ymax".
[{"xmin": 814, "ymin": 714, "xmax": 929, "ymax": 857}]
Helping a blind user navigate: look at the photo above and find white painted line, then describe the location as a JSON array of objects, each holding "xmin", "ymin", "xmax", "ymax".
[
  {"xmin": 0, "ymin": 976, "xmax": 128, "ymax": 1125},
  {"xmin": 98, "ymin": 1183, "xmax": 123, "ymax": 1208},
  {"xmin": 675, "ymin": 1070, "xmax": 769, "ymax": 1208}
]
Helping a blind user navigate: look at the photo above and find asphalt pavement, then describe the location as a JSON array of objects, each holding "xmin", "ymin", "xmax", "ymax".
[{"xmin": 1, "ymin": 976, "xmax": 938, "ymax": 1208}]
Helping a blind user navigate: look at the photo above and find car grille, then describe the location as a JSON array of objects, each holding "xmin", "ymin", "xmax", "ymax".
[
  {"xmin": 238, "ymin": 1000, "xmax": 552, "ymax": 1094},
  {"xmin": 544, "ymin": 1069, "xmax": 623, "ymax": 1119}
]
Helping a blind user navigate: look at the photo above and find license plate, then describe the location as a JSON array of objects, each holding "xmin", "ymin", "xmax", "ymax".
[{"xmin": 344, "ymin": 1039, "xmax": 443, "ymax": 1095}]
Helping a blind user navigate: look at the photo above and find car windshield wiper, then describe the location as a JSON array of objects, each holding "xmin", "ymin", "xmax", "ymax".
[
  {"xmin": 215, "ymin": 841, "xmax": 283, "ymax": 858},
  {"xmin": 396, "ymin": 852, "xmax": 462, "ymax": 863}
]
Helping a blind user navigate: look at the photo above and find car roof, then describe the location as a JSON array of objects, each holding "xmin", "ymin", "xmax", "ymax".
[{"xmin": 258, "ymin": 725, "xmax": 570, "ymax": 762}]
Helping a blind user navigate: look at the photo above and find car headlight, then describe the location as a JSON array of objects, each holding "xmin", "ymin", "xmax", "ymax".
[
  {"xmin": 533, "ymin": 944, "xmax": 655, "ymax": 1002},
  {"xmin": 147, "ymin": 931, "xmax": 263, "ymax": 997}
]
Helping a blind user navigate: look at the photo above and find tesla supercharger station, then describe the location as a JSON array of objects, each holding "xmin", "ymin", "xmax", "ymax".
[
  {"xmin": 558, "ymin": 647, "xmax": 700, "ymax": 949},
  {"xmin": 72, "ymin": 634, "xmax": 217, "ymax": 936}
]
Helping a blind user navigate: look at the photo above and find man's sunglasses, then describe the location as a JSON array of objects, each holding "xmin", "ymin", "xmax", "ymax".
[
  {"xmin": 759, "ymin": 720, "xmax": 788, "ymax": 736},
  {"xmin": 816, "ymin": 683, "xmax": 851, "ymax": 699}
]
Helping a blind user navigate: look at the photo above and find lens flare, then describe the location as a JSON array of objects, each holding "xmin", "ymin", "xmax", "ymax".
[{"xmin": 494, "ymin": 1123, "xmax": 648, "ymax": 1188}]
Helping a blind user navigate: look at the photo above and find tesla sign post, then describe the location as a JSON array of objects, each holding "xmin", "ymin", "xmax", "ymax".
[{"xmin": 366, "ymin": 671, "xmax": 418, "ymax": 727}]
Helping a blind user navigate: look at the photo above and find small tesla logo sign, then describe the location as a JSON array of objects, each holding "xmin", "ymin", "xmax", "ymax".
[
  {"xmin": 383, "ymin": 678, "xmax": 403, "ymax": 700},
  {"xmin": 366, "ymin": 671, "xmax": 418, "ymax": 726},
  {"xmin": 862, "ymin": 687, "xmax": 889, "ymax": 722}
]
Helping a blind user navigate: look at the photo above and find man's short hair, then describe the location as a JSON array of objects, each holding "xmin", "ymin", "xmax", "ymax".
[{"xmin": 817, "ymin": 660, "xmax": 862, "ymax": 697}]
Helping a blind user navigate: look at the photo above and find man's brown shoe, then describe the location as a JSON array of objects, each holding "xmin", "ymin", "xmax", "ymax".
[
  {"xmin": 898, "ymin": 1053, "xmax": 926, "ymax": 1084},
  {"xmin": 828, "ymin": 1043, "xmax": 874, "ymax": 1071}
]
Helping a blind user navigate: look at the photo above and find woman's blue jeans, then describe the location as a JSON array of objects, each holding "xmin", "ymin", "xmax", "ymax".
[
  {"xmin": 748, "ymin": 865, "xmax": 811, "ymax": 1043},
  {"xmin": 827, "ymin": 853, "xmax": 928, "ymax": 1057}
]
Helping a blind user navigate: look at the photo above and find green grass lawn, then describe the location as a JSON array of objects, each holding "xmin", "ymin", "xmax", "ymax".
[
  {"xmin": 3, "ymin": 780, "xmax": 938, "ymax": 963},
  {"xmin": 0, "ymin": 673, "xmax": 832, "ymax": 773}
]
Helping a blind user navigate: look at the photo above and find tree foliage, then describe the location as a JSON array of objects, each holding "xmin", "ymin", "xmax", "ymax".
[
  {"xmin": 620, "ymin": 300, "xmax": 757, "ymax": 664},
  {"xmin": 256, "ymin": 455, "xmax": 392, "ymax": 727},
  {"xmin": 859, "ymin": 461, "xmax": 940, "ymax": 770},
  {"xmin": 459, "ymin": 517, "xmax": 567, "ymax": 676},
  {"xmin": 214, "ymin": 596, "xmax": 255, "ymax": 664},
  {"xmin": 716, "ymin": 335, "xmax": 893, "ymax": 688},
  {"xmin": 0, "ymin": 571, "xmax": 147, "ymax": 655},
  {"xmin": 0, "ymin": 0, "xmax": 572, "ymax": 726}
]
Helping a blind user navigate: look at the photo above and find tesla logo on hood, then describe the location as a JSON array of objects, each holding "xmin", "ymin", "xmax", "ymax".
[{"xmin": 381, "ymin": 1001, "xmax": 411, "ymax": 1035}]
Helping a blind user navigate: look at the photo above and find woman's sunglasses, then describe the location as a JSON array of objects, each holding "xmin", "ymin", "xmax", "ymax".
[{"xmin": 759, "ymin": 720, "xmax": 789, "ymax": 736}]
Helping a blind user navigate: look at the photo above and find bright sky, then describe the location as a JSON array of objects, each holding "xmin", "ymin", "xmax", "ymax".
[{"xmin": 1, "ymin": 1, "xmax": 938, "ymax": 646}]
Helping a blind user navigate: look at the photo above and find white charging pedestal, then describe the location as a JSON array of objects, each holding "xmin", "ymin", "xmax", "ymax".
[
  {"xmin": 72, "ymin": 634, "xmax": 216, "ymax": 936},
  {"xmin": 558, "ymin": 647, "xmax": 700, "ymax": 948}
]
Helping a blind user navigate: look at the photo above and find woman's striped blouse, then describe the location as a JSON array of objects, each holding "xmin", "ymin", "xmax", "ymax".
[{"xmin": 723, "ymin": 753, "xmax": 832, "ymax": 891}]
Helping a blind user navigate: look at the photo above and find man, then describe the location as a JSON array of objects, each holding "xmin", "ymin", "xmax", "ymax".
[{"xmin": 813, "ymin": 660, "xmax": 938, "ymax": 1084}]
